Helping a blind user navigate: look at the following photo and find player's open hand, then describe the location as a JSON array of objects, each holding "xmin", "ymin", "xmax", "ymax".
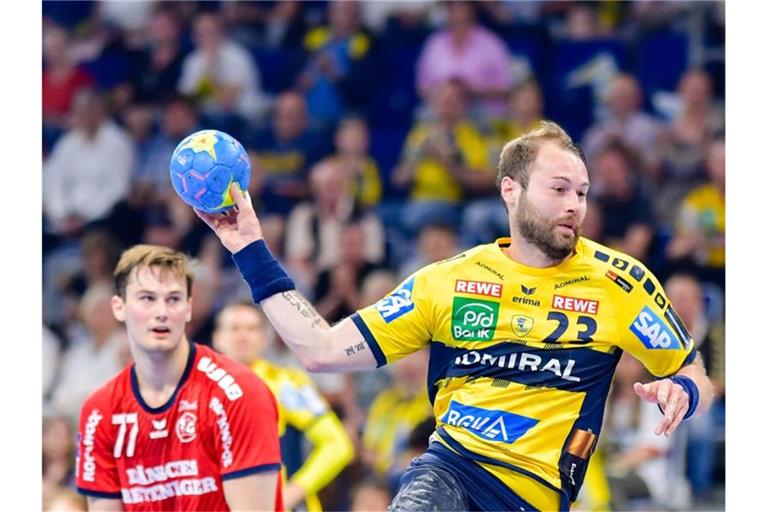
[
  {"xmin": 194, "ymin": 183, "xmax": 263, "ymax": 254},
  {"xmin": 633, "ymin": 380, "xmax": 689, "ymax": 436}
]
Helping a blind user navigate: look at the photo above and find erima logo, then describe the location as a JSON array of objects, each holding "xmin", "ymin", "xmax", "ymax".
[
  {"xmin": 521, "ymin": 285, "xmax": 537, "ymax": 295},
  {"xmin": 630, "ymin": 306, "xmax": 682, "ymax": 349},
  {"xmin": 150, "ymin": 419, "xmax": 168, "ymax": 440},
  {"xmin": 375, "ymin": 277, "xmax": 415, "ymax": 323},
  {"xmin": 441, "ymin": 401, "xmax": 538, "ymax": 444}
]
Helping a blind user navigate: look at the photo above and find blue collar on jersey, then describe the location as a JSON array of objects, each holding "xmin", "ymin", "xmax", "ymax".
[{"xmin": 130, "ymin": 340, "xmax": 197, "ymax": 414}]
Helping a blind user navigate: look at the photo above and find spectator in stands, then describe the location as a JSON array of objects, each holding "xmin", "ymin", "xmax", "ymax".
[
  {"xmin": 399, "ymin": 222, "xmax": 460, "ymax": 279},
  {"xmin": 43, "ymin": 326, "xmax": 62, "ymax": 413},
  {"xmin": 284, "ymin": 158, "xmax": 385, "ymax": 292},
  {"xmin": 591, "ymin": 140, "xmax": 655, "ymax": 260},
  {"xmin": 297, "ymin": 0, "xmax": 374, "ymax": 125},
  {"xmin": 416, "ymin": 0, "xmax": 517, "ymax": 119},
  {"xmin": 582, "ymin": 198, "xmax": 605, "ymax": 243},
  {"xmin": 603, "ymin": 354, "xmax": 692, "ymax": 511},
  {"xmin": 178, "ymin": 11, "xmax": 269, "ymax": 130},
  {"xmin": 582, "ymin": 73, "xmax": 664, "ymax": 173},
  {"xmin": 42, "ymin": 415, "xmax": 76, "ymax": 506},
  {"xmin": 332, "ymin": 116, "xmax": 382, "ymax": 209},
  {"xmin": 249, "ymin": 90, "xmax": 332, "ymax": 219},
  {"xmin": 135, "ymin": 95, "xmax": 200, "ymax": 193},
  {"xmin": 362, "ymin": 348, "xmax": 432, "ymax": 478},
  {"xmin": 44, "ymin": 89, "xmax": 135, "ymax": 238},
  {"xmin": 349, "ymin": 477, "xmax": 392, "ymax": 512},
  {"xmin": 42, "ymin": 23, "xmax": 94, "ymax": 150},
  {"xmin": 494, "ymin": 80, "xmax": 545, "ymax": 142},
  {"xmin": 665, "ymin": 273, "xmax": 725, "ymax": 501},
  {"xmin": 129, "ymin": 6, "xmax": 185, "ymax": 103},
  {"xmin": 393, "ymin": 79, "xmax": 496, "ymax": 235},
  {"xmin": 665, "ymin": 138, "xmax": 725, "ymax": 290},
  {"xmin": 50, "ymin": 284, "xmax": 127, "ymax": 424}
]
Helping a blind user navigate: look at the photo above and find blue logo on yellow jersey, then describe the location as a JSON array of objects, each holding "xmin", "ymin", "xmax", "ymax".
[
  {"xmin": 441, "ymin": 400, "xmax": 539, "ymax": 444},
  {"xmin": 375, "ymin": 277, "xmax": 415, "ymax": 323},
  {"xmin": 630, "ymin": 306, "xmax": 682, "ymax": 349}
]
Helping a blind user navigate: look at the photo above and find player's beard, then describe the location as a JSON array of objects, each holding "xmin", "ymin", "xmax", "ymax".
[{"xmin": 515, "ymin": 191, "xmax": 580, "ymax": 261}]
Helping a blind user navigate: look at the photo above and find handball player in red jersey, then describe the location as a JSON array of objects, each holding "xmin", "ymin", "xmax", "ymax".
[{"xmin": 75, "ymin": 244, "xmax": 284, "ymax": 511}]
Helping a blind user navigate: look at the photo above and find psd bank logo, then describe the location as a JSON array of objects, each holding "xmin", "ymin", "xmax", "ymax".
[
  {"xmin": 441, "ymin": 401, "xmax": 538, "ymax": 444},
  {"xmin": 375, "ymin": 277, "xmax": 415, "ymax": 323},
  {"xmin": 451, "ymin": 297, "xmax": 500, "ymax": 341}
]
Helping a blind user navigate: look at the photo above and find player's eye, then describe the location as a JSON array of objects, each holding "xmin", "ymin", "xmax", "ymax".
[
  {"xmin": 168, "ymin": 296, "xmax": 181, "ymax": 304},
  {"xmin": 139, "ymin": 296, "xmax": 154, "ymax": 302},
  {"xmin": 552, "ymin": 187, "xmax": 565, "ymax": 193},
  {"xmin": 577, "ymin": 191, "xmax": 587, "ymax": 198}
]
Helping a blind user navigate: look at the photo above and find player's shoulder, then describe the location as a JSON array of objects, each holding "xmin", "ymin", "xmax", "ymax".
[
  {"xmin": 420, "ymin": 242, "xmax": 500, "ymax": 278},
  {"xmin": 193, "ymin": 344, "xmax": 274, "ymax": 402},
  {"xmin": 576, "ymin": 238, "xmax": 663, "ymax": 295}
]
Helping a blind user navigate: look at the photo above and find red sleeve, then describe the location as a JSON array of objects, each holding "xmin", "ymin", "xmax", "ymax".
[
  {"xmin": 76, "ymin": 392, "xmax": 122, "ymax": 499},
  {"xmin": 209, "ymin": 370, "xmax": 282, "ymax": 480}
]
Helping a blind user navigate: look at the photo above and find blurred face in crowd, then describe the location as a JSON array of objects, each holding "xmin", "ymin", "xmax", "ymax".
[
  {"xmin": 213, "ymin": 304, "xmax": 269, "ymax": 365},
  {"xmin": 148, "ymin": 9, "xmax": 180, "ymax": 47},
  {"xmin": 339, "ymin": 224, "xmax": 367, "ymax": 265},
  {"xmin": 432, "ymin": 81, "xmax": 467, "ymax": 125},
  {"xmin": 81, "ymin": 286, "xmax": 121, "ymax": 342},
  {"xmin": 447, "ymin": 1, "xmax": 476, "ymax": 32},
  {"xmin": 679, "ymin": 70, "xmax": 713, "ymax": 110},
  {"xmin": 329, "ymin": 0, "xmax": 360, "ymax": 36},
  {"xmin": 193, "ymin": 13, "xmax": 224, "ymax": 53},
  {"xmin": 593, "ymin": 148, "xmax": 632, "ymax": 198},
  {"xmin": 43, "ymin": 417, "xmax": 73, "ymax": 461},
  {"xmin": 112, "ymin": 265, "xmax": 192, "ymax": 354},
  {"xmin": 43, "ymin": 25, "xmax": 69, "ymax": 64},
  {"xmin": 665, "ymin": 275, "xmax": 704, "ymax": 328},
  {"xmin": 273, "ymin": 92, "xmax": 308, "ymax": 141},
  {"xmin": 580, "ymin": 198, "xmax": 604, "ymax": 241},
  {"xmin": 512, "ymin": 143, "xmax": 589, "ymax": 261},
  {"xmin": 607, "ymin": 75, "xmax": 641, "ymax": 118},
  {"xmin": 310, "ymin": 160, "xmax": 347, "ymax": 207},
  {"xmin": 72, "ymin": 90, "xmax": 106, "ymax": 134},
  {"xmin": 163, "ymin": 100, "xmax": 197, "ymax": 138},
  {"xmin": 418, "ymin": 225, "xmax": 458, "ymax": 263},
  {"xmin": 390, "ymin": 348, "xmax": 428, "ymax": 394},
  {"xmin": 336, "ymin": 118, "xmax": 369, "ymax": 156},
  {"xmin": 707, "ymin": 139, "xmax": 726, "ymax": 191},
  {"xmin": 511, "ymin": 82, "xmax": 544, "ymax": 122}
]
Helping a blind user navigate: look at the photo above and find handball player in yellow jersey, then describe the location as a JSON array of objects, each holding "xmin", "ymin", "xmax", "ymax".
[{"xmin": 196, "ymin": 121, "xmax": 714, "ymax": 511}]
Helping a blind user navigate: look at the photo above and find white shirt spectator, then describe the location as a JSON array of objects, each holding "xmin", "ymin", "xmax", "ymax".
[
  {"xmin": 178, "ymin": 40, "xmax": 269, "ymax": 120},
  {"xmin": 42, "ymin": 326, "xmax": 61, "ymax": 407},
  {"xmin": 50, "ymin": 330, "xmax": 127, "ymax": 424},
  {"xmin": 43, "ymin": 120, "xmax": 134, "ymax": 230}
]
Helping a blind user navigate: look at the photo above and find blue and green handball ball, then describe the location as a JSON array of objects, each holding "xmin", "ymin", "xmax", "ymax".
[{"xmin": 169, "ymin": 129, "xmax": 251, "ymax": 213}]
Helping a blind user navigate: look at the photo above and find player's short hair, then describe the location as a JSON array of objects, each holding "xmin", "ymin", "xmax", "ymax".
[
  {"xmin": 496, "ymin": 120, "xmax": 585, "ymax": 190},
  {"xmin": 113, "ymin": 244, "xmax": 194, "ymax": 299}
]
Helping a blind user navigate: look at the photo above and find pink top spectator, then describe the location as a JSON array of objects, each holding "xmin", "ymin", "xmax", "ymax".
[{"xmin": 416, "ymin": 26, "xmax": 515, "ymax": 117}]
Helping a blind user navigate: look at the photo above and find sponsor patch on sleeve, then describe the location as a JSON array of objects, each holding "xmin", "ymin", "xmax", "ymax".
[
  {"xmin": 630, "ymin": 306, "xmax": 683, "ymax": 350},
  {"xmin": 375, "ymin": 277, "xmax": 415, "ymax": 323}
]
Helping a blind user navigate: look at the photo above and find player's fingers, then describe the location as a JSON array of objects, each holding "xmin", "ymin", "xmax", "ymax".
[
  {"xmin": 230, "ymin": 182, "xmax": 249, "ymax": 209},
  {"xmin": 194, "ymin": 208, "xmax": 217, "ymax": 229},
  {"xmin": 633, "ymin": 382, "xmax": 657, "ymax": 402},
  {"xmin": 664, "ymin": 401, "xmax": 688, "ymax": 436}
]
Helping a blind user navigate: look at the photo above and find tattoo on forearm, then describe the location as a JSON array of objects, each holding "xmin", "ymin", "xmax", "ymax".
[
  {"xmin": 282, "ymin": 291, "xmax": 325, "ymax": 328},
  {"xmin": 344, "ymin": 342, "xmax": 367, "ymax": 357}
]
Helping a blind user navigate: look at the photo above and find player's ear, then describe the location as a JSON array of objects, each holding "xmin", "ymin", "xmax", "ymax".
[
  {"xmin": 112, "ymin": 295, "xmax": 126, "ymax": 322},
  {"xmin": 186, "ymin": 296, "xmax": 193, "ymax": 323},
  {"xmin": 500, "ymin": 176, "xmax": 521, "ymax": 210}
]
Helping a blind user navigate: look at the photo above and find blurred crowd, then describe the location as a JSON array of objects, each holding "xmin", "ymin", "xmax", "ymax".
[{"xmin": 41, "ymin": 1, "xmax": 725, "ymax": 511}]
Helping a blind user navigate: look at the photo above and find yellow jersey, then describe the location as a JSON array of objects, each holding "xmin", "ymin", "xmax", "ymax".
[
  {"xmin": 252, "ymin": 360, "xmax": 354, "ymax": 511},
  {"xmin": 352, "ymin": 237, "xmax": 696, "ymax": 509}
]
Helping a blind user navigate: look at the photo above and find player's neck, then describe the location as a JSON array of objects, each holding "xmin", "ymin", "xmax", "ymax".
[
  {"xmin": 132, "ymin": 338, "xmax": 191, "ymax": 407},
  {"xmin": 504, "ymin": 230, "xmax": 570, "ymax": 269}
]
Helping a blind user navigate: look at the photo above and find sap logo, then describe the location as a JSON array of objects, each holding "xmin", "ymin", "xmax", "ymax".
[
  {"xmin": 81, "ymin": 409, "xmax": 103, "ymax": 482},
  {"xmin": 630, "ymin": 306, "xmax": 682, "ymax": 349},
  {"xmin": 197, "ymin": 357, "xmax": 243, "ymax": 401},
  {"xmin": 441, "ymin": 401, "xmax": 538, "ymax": 444},
  {"xmin": 451, "ymin": 297, "xmax": 500, "ymax": 341},
  {"xmin": 552, "ymin": 295, "xmax": 599, "ymax": 315},
  {"xmin": 375, "ymin": 277, "xmax": 415, "ymax": 323},
  {"xmin": 455, "ymin": 279, "xmax": 503, "ymax": 298},
  {"xmin": 521, "ymin": 285, "xmax": 537, "ymax": 295}
]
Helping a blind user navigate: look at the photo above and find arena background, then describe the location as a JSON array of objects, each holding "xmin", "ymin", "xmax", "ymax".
[{"xmin": 17, "ymin": 0, "xmax": 749, "ymax": 510}]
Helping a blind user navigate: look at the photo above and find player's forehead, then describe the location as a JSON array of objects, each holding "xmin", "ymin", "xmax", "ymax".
[
  {"xmin": 125, "ymin": 264, "xmax": 188, "ymax": 295},
  {"xmin": 530, "ymin": 142, "xmax": 589, "ymax": 186}
]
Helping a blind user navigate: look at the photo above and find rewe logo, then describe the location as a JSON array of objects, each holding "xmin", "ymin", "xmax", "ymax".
[
  {"xmin": 441, "ymin": 401, "xmax": 538, "ymax": 444},
  {"xmin": 552, "ymin": 295, "xmax": 599, "ymax": 315},
  {"xmin": 375, "ymin": 277, "xmax": 415, "ymax": 323},
  {"xmin": 451, "ymin": 297, "xmax": 500, "ymax": 341},
  {"xmin": 455, "ymin": 280, "xmax": 503, "ymax": 298},
  {"xmin": 630, "ymin": 306, "xmax": 681, "ymax": 350}
]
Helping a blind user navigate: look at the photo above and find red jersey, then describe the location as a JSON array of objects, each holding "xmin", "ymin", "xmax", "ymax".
[{"xmin": 75, "ymin": 342, "xmax": 284, "ymax": 511}]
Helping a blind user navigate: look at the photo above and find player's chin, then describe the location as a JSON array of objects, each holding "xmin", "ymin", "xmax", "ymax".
[{"xmin": 139, "ymin": 333, "xmax": 184, "ymax": 353}]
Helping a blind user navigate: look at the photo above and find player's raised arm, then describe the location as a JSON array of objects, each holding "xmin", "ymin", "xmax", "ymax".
[{"xmin": 195, "ymin": 183, "xmax": 378, "ymax": 372}]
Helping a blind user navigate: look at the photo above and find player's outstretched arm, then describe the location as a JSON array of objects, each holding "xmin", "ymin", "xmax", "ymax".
[
  {"xmin": 223, "ymin": 471, "xmax": 279, "ymax": 511},
  {"xmin": 86, "ymin": 497, "xmax": 124, "ymax": 511},
  {"xmin": 633, "ymin": 353, "xmax": 714, "ymax": 437},
  {"xmin": 196, "ymin": 184, "xmax": 378, "ymax": 372}
]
